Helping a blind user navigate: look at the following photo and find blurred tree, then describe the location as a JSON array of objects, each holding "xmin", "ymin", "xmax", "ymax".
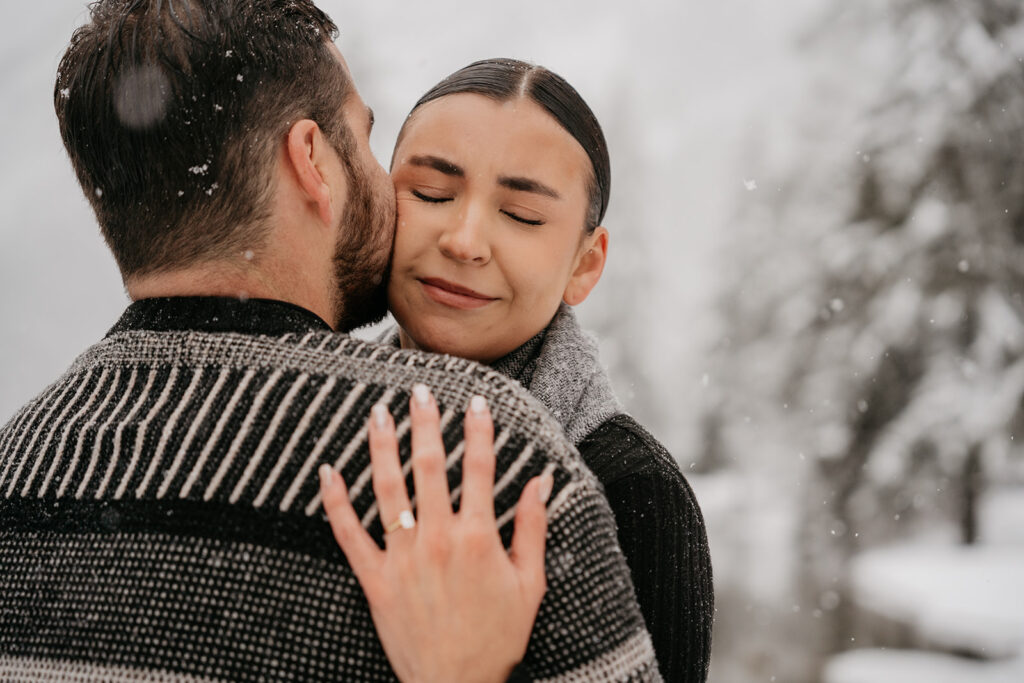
[{"xmin": 707, "ymin": 0, "xmax": 1024, "ymax": 672}]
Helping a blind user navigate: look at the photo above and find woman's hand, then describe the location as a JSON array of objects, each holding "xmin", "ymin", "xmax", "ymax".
[{"xmin": 318, "ymin": 384, "xmax": 553, "ymax": 683}]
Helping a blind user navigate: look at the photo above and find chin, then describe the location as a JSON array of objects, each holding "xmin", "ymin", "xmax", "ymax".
[{"xmin": 405, "ymin": 320, "xmax": 491, "ymax": 362}]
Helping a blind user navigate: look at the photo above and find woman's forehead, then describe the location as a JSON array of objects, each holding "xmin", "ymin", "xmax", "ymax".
[{"xmin": 395, "ymin": 93, "xmax": 590, "ymax": 187}]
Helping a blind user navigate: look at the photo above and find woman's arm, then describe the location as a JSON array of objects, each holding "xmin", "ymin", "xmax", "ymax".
[
  {"xmin": 582, "ymin": 416, "xmax": 714, "ymax": 683},
  {"xmin": 605, "ymin": 468, "xmax": 714, "ymax": 682},
  {"xmin": 319, "ymin": 385, "xmax": 552, "ymax": 683}
]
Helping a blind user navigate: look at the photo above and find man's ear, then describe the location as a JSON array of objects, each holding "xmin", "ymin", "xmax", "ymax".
[
  {"xmin": 284, "ymin": 119, "xmax": 343, "ymax": 228},
  {"xmin": 563, "ymin": 227, "xmax": 609, "ymax": 306}
]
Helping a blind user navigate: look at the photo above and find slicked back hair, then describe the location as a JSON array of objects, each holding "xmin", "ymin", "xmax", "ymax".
[
  {"xmin": 55, "ymin": 0, "xmax": 351, "ymax": 278},
  {"xmin": 401, "ymin": 58, "xmax": 610, "ymax": 233}
]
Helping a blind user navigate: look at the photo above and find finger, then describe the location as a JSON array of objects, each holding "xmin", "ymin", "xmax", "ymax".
[
  {"xmin": 459, "ymin": 395, "xmax": 496, "ymax": 523},
  {"xmin": 409, "ymin": 384, "xmax": 453, "ymax": 528},
  {"xmin": 319, "ymin": 463, "xmax": 383, "ymax": 577},
  {"xmin": 368, "ymin": 403, "xmax": 414, "ymax": 543},
  {"xmin": 509, "ymin": 472, "xmax": 552, "ymax": 604}
]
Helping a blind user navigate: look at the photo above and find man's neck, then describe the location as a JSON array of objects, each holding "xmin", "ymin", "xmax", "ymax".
[{"xmin": 126, "ymin": 263, "xmax": 337, "ymax": 330}]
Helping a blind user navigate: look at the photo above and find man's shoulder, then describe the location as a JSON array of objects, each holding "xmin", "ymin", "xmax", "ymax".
[
  {"xmin": 0, "ymin": 328, "xmax": 595, "ymax": 531},
  {"xmin": 95, "ymin": 327, "xmax": 584, "ymax": 464}
]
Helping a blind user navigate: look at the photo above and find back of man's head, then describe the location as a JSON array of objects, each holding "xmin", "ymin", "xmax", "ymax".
[{"xmin": 55, "ymin": 0, "xmax": 350, "ymax": 280}]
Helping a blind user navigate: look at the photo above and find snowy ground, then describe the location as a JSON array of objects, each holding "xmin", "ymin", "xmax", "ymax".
[
  {"xmin": 825, "ymin": 650, "xmax": 1024, "ymax": 683},
  {"xmin": 849, "ymin": 544, "xmax": 1024, "ymax": 658},
  {"xmin": 980, "ymin": 487, "xmax": 1024, "ymax": 545}
]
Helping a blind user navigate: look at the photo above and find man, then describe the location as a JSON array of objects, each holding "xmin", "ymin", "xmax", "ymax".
[{"xmin": 0, "ymin": 1, "xmax": 662, "ymax": 681}]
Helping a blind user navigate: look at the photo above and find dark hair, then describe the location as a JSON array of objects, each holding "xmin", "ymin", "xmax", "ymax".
[
  {"xmin": 402, "ymin": 58, "xmax": 610, "ymax": 232},
  {"xmin": 55, "ymin": 0, "xmax": 351, "ymax": 278}
]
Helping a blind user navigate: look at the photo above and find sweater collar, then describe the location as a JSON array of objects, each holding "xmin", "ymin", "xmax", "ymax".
[
  {"xmin": 107, "ymin": 297, "xmax": 332, "ymax": 337},
  {"xmin": 495, "ymin": 303, "xmax": 622, "ymax": 446},
  {"xmin": 380, "ymin": 304, "xmax": 622, "ymax": 445}
]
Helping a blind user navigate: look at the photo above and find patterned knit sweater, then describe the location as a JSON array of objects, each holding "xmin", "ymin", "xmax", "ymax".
[{"xmin": 0, "ymin": 297, "xmax": 661, "ymax": 682}]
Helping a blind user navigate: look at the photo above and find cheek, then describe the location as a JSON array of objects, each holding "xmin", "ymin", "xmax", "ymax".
[
  {"xmin": 393, "ymin": 201, "xmax": 434, "ymax": 261},
  {"xmin": 504, "ymin": 237, "xmax": 577, "ymax": 303}
]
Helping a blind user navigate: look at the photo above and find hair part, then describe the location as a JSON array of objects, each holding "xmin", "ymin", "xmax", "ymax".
[
  {"xmin": 55, "ymin": 0, "xmax": 351, "ymax": 278},
  {"xmin": 400, "ymin": 58, "xmax": 610, "ymax": 233}
]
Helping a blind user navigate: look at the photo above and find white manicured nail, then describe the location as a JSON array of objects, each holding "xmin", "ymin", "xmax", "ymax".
[
  {"xmin": 412, "ymin": 384, "xmax": 431, "ymax": 406},
  {"xmin": 470, "ymin": 395, "xmax": 487, "ymax": 415},
  {"xmin": 318, "ymin": 464, "xmax": 337, "ymax": 489},
  {"xmin": 372, "ymin": 403, "xmax": 389, "ymax": 429},
  {"xmin": 538, "ymin": 472, "xmax": 554, "ymax": 504}
]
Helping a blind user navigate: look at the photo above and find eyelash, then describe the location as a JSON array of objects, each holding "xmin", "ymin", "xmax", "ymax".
[
  {"xmin": 412, "ymin": 190, "xmax": 545, "ymax": 226},
  {"xmin": 502, "ymin": 210, "xmax": 544, "ymax": 226},
  {"xmin": 411, "ymin": 189, "xmax": 450, "ymax": 204}
]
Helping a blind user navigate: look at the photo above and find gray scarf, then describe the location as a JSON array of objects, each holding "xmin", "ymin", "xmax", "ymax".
[{"xmin": 381, "ymin": 304, "xmax": 622, "ymax": 445}]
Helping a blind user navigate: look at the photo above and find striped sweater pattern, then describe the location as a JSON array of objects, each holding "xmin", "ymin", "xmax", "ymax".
[{"xmin": 0, "ymin": 318, "xmax": 659, "ymax": 681}]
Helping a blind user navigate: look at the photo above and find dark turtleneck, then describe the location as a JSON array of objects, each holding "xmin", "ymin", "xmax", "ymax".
[{"xmin": 456, "ymin": 307, "xmax": 714, "ymax": 683}]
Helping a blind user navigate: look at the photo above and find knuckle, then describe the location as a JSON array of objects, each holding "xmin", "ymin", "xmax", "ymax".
[
  {"xmin": 321, "ymin": 487, "xmax": 343, "ymax": 508},
  {"xmin": 412, "ymin": 400, "xmax": 441, "ymax": 423},
  {"xmin": 368, "ymin": 430, "xmax": 396, "ymax": 451},
  {"xmin": 466, "ymin": 418, "xmax": 494, "ymax": 442},
  {"xmin": 331, "ymin": 519, "xmax": 355, "ymax": 546},
  {"xmin": 463, "ymin": 446, "xmax": 495, "ymax": 474},
  {"xmin": 375, "ymin": 473, "xmax": 406, "ymax": 499},
  {"xmin": 462, "ymin": 519, "xmax": 496, "ymax": 552},
  {"xmin": 413, "ymin": 448, "xmax": 445, "ymax": 475},
  {"xmin": 421, "ymin": 531, "xmax": 451, "ymax": 563}
]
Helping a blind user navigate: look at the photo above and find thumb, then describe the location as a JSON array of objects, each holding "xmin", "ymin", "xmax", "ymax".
[{"xmin": 509, "ymin": 471, "xmax": 552, "ymax": 602}]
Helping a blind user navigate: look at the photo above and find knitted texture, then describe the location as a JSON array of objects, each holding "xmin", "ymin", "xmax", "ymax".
[
  {"xmin": 580, "ymin": 416, "xmax": 714, "ymax": 683},
  {"xmin": 491, "ymin": 303, "xmax": 622, "ymax": 447},
  {"xmin": 487, "ymin": 308, "xmax": 715, "ymax": 682},
  {"xmin": 384, "ymin": 303, "xmax": 623, "ymax": 447},
  {"xmin": 0, "ymin": 299, "xmax": 661, "ymax": 682}
]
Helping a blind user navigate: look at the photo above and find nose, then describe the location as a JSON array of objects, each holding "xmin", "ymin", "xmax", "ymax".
[{"xmin": 438, "ymin": 207, "xmax": 491, "ymax": 265}]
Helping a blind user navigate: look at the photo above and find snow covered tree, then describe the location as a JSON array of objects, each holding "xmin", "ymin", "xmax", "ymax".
[{"xmin": 707, "ymin": 0, "xmax": 1024, "ymax": 672}]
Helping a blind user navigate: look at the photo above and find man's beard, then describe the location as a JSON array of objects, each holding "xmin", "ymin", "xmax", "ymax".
[{"xmin": 331, "ymin": 156, "xmax": 394, "ymax": 333}]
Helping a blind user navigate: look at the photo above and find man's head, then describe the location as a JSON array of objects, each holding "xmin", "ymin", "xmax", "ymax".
[{"xmin": 55, "ymin": 0, "xmax": 395, "ymax": 330}]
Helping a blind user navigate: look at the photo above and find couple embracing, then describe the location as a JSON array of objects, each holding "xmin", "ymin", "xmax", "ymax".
[{"xmin": 0, "ymin": 1, "xmax": 712, "ymax": 681}]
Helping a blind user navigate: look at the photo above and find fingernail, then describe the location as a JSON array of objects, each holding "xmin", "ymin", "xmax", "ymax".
[
  {"xmin": 412, "ymin": 383, "xmax": 431, "ymax": 407},
  {"xmin": 318, "ymin": 463, "xmax": 336, "ymax": 489},
  {"xmin": 372, "ymin": 403, "xmax": 389, "ymax": 429},
  {"xmin": 538, "ymin": 472, "xmax": 554, "ymax": 504},
  {"xmin": 469, "ymin": 395, "xmax": 487, "ymax": 415}
]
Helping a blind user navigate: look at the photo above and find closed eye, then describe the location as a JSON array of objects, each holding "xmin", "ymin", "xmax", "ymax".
[
  {"xmin": 501, "ymin": 210, "xmax": 544, "ymax": 226},
  {"xmin": 412, "ymin": 189, "xmax": 451, "ymax": 203}
]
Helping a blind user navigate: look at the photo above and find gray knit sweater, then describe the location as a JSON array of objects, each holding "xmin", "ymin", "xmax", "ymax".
[{"xmin": 0, "ymin": 297, "xmax": 660, "ymax": 682}]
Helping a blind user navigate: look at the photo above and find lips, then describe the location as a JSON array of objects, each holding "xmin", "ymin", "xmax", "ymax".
[{"xmin": 418, "ymin": 277, "xmax": 497, "ymax": 310}]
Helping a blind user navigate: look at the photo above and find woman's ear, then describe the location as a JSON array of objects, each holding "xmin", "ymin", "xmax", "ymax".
[
  {"xmin": 563, "ymin": 226, "xmax": 609, "ymax": 306},
  {"xmin": 285, "ymin": 119, "xmax": 342, "ymax": 228}
]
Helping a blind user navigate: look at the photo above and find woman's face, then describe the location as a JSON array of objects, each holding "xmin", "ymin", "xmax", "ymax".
[{"xmin": 388, "ymin": 93, "xmax": 607, "ymax": 363}]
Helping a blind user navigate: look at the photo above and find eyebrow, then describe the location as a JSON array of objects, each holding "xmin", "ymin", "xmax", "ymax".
[
  {"xmin": 497, "ymin": 175, "xmax": 561, "ymax": 200},
  {"xmin": 407, "ymin": 155, "xmax": 561, "ymax": 199},
  {"xmin": 408, "ymin": 155, "xmax": 464, "ymax": 177}
]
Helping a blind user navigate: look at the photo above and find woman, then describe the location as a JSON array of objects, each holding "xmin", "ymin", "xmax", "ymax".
[{"xmin": 325, "ymin": 59, "xmax": 713, "ymax": 682}]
